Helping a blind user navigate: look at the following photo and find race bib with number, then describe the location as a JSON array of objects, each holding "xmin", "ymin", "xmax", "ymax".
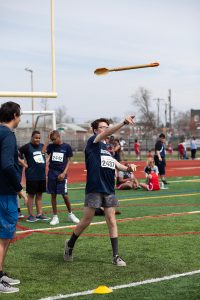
[
  {"xmin": 52, "ymin": 152, "xmax": 64, "ymax": 162},
  {"xmin": 101, "ymin": 155, "xmax": 115, "ymax": 169},
  {"xmin": 33, "ymin": 154, "xmax": 45, "ymax": 164}
]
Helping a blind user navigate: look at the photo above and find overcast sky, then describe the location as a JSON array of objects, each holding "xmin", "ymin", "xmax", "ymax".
[{"xmin": 0, "ymin": 0, "xmax": 199, "ymax": 123}]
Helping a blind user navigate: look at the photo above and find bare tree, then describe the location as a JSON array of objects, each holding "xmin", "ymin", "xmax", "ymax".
[
  {"xmin": 173, "ymin": 110, "xmax": 190, "ymax": 135},
  {"xmin": 55, "ymin": 105, "xmax": 68, "ymax": 123},
  {"xmin": 41, "ymin": 98, "xmax": 48, "ymax": 111},
  {"xmin": 55, "ymin": 105, "xmax": 75, "ymax": 124},
  {"xmin": 131, "ymin": 87, "xmax": 156, "ymax": 133}
]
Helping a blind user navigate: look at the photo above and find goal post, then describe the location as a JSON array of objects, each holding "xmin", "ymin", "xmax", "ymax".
[
  {"xmin": 22, "ymin": 111, "xmax": 56, "ymax": 130},
  {"xmin": 0, "ymin": 0, "xmax": 57, "ymax": 99}
]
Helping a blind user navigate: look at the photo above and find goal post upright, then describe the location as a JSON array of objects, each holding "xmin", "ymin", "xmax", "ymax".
[{"xmin": 0, "ymin": 0, "xmax": 57, "ymax": 99}]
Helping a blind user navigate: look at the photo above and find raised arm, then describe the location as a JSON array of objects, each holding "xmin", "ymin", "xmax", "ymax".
[{"xmin": 94, "ymin": 115, "xmax": 135, "ymax": 143}]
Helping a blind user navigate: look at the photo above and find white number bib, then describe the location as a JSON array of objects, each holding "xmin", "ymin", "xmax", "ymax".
[
  {"xmin": 101, "ymin": 155, "xmax": 115, "ymax": 170},
  {"xmin": 52, "ymin": 152, "xmax": 64, "ymax": 162},
  {"xmin": 33, "ymin": 154, "xmax": 45, "ymax": 164}
]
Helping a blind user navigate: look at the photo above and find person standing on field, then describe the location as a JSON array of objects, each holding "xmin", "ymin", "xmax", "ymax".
[
  {"xmin": 134, "ymin": 138, "xmax": 141, "ymax": 160},
  {"xmin": 64, "ymin": 115, "xmax": 136, "ymax": 266},
  {"xmin": 0, "ymin": 101, "xmax": 27, "ymax": 294},
  {"xmin": 190, "ymin": 136, "xmax": 197, "ymax": 160},
  {"xmin": 42, "ymin": 130, "xmax": 79, "ymax": 225},
  {"xmin": 19, "ymin": 131, "xmax": 49, "ymax": 222},
  {"xmin": 154, "ymin": 133, "xmax": 168, "ymax": 186}
]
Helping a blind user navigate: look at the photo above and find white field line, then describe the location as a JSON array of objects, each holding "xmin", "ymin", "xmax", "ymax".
[
  {"xmin": 16, "ymin": 210, "xmax": 200, "ymax": 234},
  {"xmin": 16, "ymin": 221, "xmax": 106, "ymax": 234},
  {"xmin": 38, "ymin": 269, "xmax": 200, "ymax": 300}
]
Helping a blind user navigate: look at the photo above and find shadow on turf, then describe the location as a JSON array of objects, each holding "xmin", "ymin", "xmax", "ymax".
[{"xmin": 28, "ymin": 250, "xmax": 112, "ymax": 265}]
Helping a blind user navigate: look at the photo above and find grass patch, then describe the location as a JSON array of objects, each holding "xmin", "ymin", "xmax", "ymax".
[{"xmin": 4, "ymin": 176, "xmax": 200, "ymax": 299}]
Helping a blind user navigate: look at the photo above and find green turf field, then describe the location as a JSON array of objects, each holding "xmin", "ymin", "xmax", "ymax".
[{"xmin": 4, "ymin": 176, "xmax": 200, "ymax": 300}]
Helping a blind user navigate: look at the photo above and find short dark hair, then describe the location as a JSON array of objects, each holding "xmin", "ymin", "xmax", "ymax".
[
  {"xmin": 145, "ymin": 166, "xmax": 152, "ymax": 174},
  {"xmin": 50, "ymin": 130, "xmax": 60, "ymax": 140},
  {"xmin": 31, "ymin": 130, "xmax": 40, "ymax": 137},
  {"xmin": 91, "ymin": 118, "xmax": 109, "ymax": 132},
  {"xmin": 159, "ymin": 133, "xmax": 165, "ymax": 139},
  {"xmin": 0, "ymin": 101, "xmax": 21, "ymax": 123}
]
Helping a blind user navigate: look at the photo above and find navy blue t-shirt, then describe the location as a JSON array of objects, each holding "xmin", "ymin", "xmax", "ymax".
[
  {"xmin": 0, "ymin": 125, "xmax": 22, "ymax": 194},
  {"xmin": 47, "ymin": 143, "xmax": 73, "ymax": 175},
  {"xmin": 19, "ymin": 143, "xmax": 46, "ymax": 181},
  {"xmin": 155, "ymin": 140, "xmax": 165, "ymax": 158},
  {"xmin": 85, "ymin": 135, "xmax": 115, "ymax": 194}
]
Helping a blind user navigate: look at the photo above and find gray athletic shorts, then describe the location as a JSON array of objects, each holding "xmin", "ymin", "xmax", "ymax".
[{"xmin": 84, "ymin": 193, "xmax": 119, "ymax": 208}]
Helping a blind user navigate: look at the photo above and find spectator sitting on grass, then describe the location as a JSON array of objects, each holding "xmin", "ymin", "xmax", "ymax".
[
  {"xmin": 116, "ymin": 161, "xmax": 140, "ymax": 190},
  {"xmin": 139, "ymin": 167, "xmax": 160, "ymax": 191}
]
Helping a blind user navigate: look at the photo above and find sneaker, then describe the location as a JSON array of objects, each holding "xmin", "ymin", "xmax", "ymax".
[
  {"xmin": 63, "ymin": 239, "xmax": 73, "ymax": 262},
  {"xmin": 50, "ymin": 215, "xmax": 59, "ymax": 225},
  {"xmin": 0, "ymin": 280, "xmax": 19, "ymax": 293},
  {"xmin": 36, "ymin": 214, "xmax": 50, "ymax": 221},
  {"xmin": 68, "ymin": 213, "xmax": 80, "ymax": 224},
  {"xmin": 18, "ymin": 212, "xmax": 24, "ymax": 219},
  {"xmin": 112, "ymin": 255, "xmax": 126, "ymax": 267},
  {"xmin": 162, "ymin": 180, "xmax": 169, "ymax": 185},
  {"xmin": 26, "ymin": 215, "xmax": 38, "ymax": 222},
  {"xmin": 0, "ymin": 273, "xmax": 20, "ymax": 285}
]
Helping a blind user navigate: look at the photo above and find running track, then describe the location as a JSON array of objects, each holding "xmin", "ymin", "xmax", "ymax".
[
  {"xmin": 21, "ymin": 160, "xmax": 200, "ymax": 186},
  {"xmin": 67, "ymin": 160, "xmax": 200, "ymax": 183}
]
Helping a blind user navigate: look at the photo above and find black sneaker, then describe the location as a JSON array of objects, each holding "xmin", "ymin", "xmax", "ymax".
[
  {"xmin": 63, "ymin": 240, "xmax": 73, "ymax": 262},
  {"xmin": 26, "ymin": 215, "xmax": 39, "ymax": 222},
  {"xmin": 36, "ymin": 214, "xmax": 50, "ymax": 221},
  {"xmin": 162, "ymin": 180, "xmax": 169, "ymax": 185}
]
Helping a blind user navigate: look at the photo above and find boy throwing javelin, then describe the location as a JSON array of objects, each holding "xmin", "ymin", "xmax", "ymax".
[{"xmin": 64, "ymin": 116, "xmax": 136, "ymax": 266}]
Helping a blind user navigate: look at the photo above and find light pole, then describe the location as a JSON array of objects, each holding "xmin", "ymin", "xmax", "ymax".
[
  {"xmin": 25, "ymin": 67, "xmax": 34, "ymax": 128},
  {"xmin": 168, "ymin": 89, "xmax": 172, "ymax": 129}
]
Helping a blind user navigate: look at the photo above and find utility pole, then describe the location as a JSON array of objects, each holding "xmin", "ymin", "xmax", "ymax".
[
  {"xmin": 168, "ymin": 89, "xmax": 172, "ymax": 128},
  {"xmin": 153, "ymin": 98, "xmax": 165, "ymax": 127},
  {"xmin": 165, "ymin": 102, "xmax": 168, "ymax": 127}
]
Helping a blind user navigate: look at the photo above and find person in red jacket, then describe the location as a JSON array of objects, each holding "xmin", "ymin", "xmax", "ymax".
[
  {"xmin": 178, "ymin": 142, "xmax": 185, "ymax": 159},
  {"xmin": 139, "ymin": 167, "xmax": 160, "ymax": 191},
  {"xmin": 134, "ymin": 138, "xmax": 141, "ymax": 160}
]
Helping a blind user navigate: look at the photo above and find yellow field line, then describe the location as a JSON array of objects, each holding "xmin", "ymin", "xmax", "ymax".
[
  {"xmin": 119, "ymin": 192, "xmax": 200, "ymax": 203},
  {"xmin": 20, "ymin": 192, "xmax": 200, "ymax": 211}
]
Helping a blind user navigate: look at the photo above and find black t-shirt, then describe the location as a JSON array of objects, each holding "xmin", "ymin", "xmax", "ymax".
[{"xmin": 19, "ymin": 143, "xmax": 46, "ymax": 181}]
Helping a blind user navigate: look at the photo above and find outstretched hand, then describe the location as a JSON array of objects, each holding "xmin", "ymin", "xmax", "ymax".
[
  {"xmin": 127, "ymin": 163, "xmax": 137, "ymax": 172},
  {"xmin": 124, "ymin": 115, "xmax": 135, "ymax": 125},
  {"xmin": 129, "ymin": 163, "xmax": 137, "ymax": 172}
]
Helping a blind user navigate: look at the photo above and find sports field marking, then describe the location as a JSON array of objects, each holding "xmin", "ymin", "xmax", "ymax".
[
  {"xmin": 16, "ymin": 210, "xmax": 200, "ymax": 234},
  {"xmin": 119, "ymin": 192, "xmax": 200, "ymax": 203},
  {"xmin": 38, "ymin": 269, "xmax": 200, "ymax": 300},
  {"xmin": 171, "ymin": 167, "xmax": 200, "ymax": 170},
  {"xmin": 19, "ymin": 191, "xmax": 200, "ymax": 212}
]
